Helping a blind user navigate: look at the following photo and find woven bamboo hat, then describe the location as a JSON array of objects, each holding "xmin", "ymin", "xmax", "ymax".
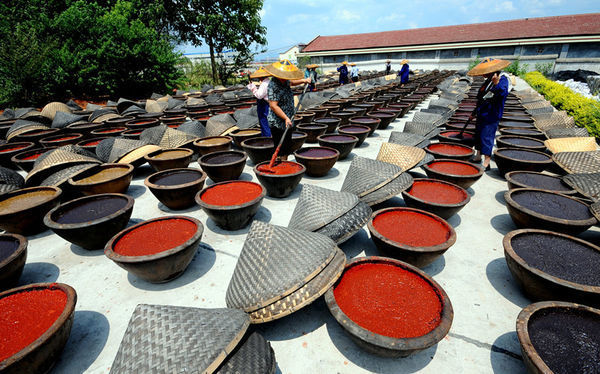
[
  {"xmin": 401, "ymin": 59, "xmax": 409, "ymax": 65},
  {"xmin": 264, "ymin": 59, "xmax": 303, "ymax": 80},
  {"xmin": 342, "ymin": 61, "xmax": 348, "ymax": 65},
  {"xmin": 288, "ymin": 184, "xmax": 372, "ymax": 244},
  {"xmin": 306, "ymin": 64, "xmax": 319, "ymax": 69},
  {"xmin": 376, "ymin": 143, "xmax": 426, "ymax": 171},
  {"xmin": 40, "ymin": 163, "xmax": 97, "ymax": 188},
  {"xmin": 349, "ymin": 63, "xmax": 356, "ymax": 66},
  {"xmin": 110, "ymin": 305, "xmax": 258, "ymax": 373},
  {"xmin": 250, "ymin": 67, "xmax": 271, "ymax": 79},
  {"xmin": 467, "ymin": 57, "xmax": 511, "ymax": 76},
  {"xmin": 226, "ymin": 221, "xmax": 340, "ymax": 315}
]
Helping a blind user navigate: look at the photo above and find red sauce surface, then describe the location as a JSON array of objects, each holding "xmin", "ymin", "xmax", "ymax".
[
  {"xmin": 82, "ymin": 140, "xmax": 102, "ymax": 146},
  {"xmin": 114, "ymin": 219, "xmax": 197, "ymax": 256},
  {"xmin": 21, "ymin": 152, "xmax": 44, "ymax": 160},
  {"xmin": 201, "ymin": 182, "xmax": 262, "ymax": 206},
  {"xmin": 373, "ymin": 210, "xmax": 449, "ymax": 247},
  {"xmin": 334, "ymin": 263, "xmax": 442, "ymax": 338},
  {"xmin": 257, "ymin": 161, "xmax": 303, "ymax": 175},
  {"xmin": 97, "ymin": 128, "xmax": 123, "ymax": 133},
  {"xmin": 429, "ymin": 161, "xmax": 479, "ymax": 175},
  {"xmin": 46, "ymin": 135, "xmax": 78, "ymax": 142},
  {"xmin": 0, "ymin": 145, "xmax": 28, "ymax": 153},
  {"xmin": 442, "ymin": 131, "xmax": 474, "ymax": 140},
  {"xmin": 408, "ymin": 181, "xmax": 466, "ymax": 204},
  {"xmin": 0, "ymin": 288, "xmax": 67, "ymax": 361},
  {"xmin": 428, "ymin": 143, "xmax": 471, "ymax": 155}
]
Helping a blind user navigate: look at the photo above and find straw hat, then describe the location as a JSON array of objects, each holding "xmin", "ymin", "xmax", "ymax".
[
  {"xmin": 386, "ymin": 60, "xmax": 391, "ymax": 63},
  {"xmin": 349, "ymin": 63, "xmax": 356, "ymax": 66},
  {"xmin": 264, "ymin": 59, "xmax": 303, "ymax": 80},
  {"xmin": 306, "ymin": 64, "xmax": 319, "ymax": 69},
  {"xmin": 467, "ymin": 57, "xmax": 511, "ymax": 76},
  {"xmin": 250, "ymin": 67, "xmax": 271, "ymax": 79},
  {"xmin": 401, "ymin": 59, "xmax": 409, "ymax": 65}
]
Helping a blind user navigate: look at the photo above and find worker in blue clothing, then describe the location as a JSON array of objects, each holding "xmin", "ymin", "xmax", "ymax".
[
  {"xmin": 247, "ymin": 67, "xmax": 272, "ymax": 137},
  {"xmin": 350, "ymin": 63, "xmax": 359, "ymax": 82},
  {"xmin": 467, "ymin": 58, "xmax": 511, "ymax": 171},
  {"xmin": 337, "ymin": 61, "xmax": 349, "ymax": 85},
  {"xmin": 304, "ymin": 64, "xmax": 319, "ymax": 91},
  {"xmin": 398, "ymin": 59, "xmax": 410, "ymax": 84}
]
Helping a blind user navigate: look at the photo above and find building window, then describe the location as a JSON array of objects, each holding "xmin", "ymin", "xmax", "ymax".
[
  {"xmin": 478, "ymin": 46, "xmax": 515, "ymax": 57},
  {"xmin": 537, "ymin": 47, "xmax": 545, "ymax": 54},
  {"xmin": 407, "ymin": 50, "xmax": 436, "ymax": 59},
  {"xmin": 440, "ymin": 49, "xmax": 472, "ymax": 59},
  {"xmin": 567, "ymin": 42, "xmax": 600, "ymax": 58},
  {"xmin": 521, "ymin": 44, "xmax": 561, "ymax": 56}
]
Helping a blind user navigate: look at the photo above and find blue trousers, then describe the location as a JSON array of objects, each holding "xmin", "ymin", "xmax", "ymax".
[
  {"xmin": 475, "ymin": 121, "xmax": 498, "ymax": 156},
  {"xmin": 257, "ymin": 99, "xmax": 271, "ymax": 137}
]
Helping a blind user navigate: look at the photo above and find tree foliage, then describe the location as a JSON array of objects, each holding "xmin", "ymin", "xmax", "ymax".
[{"xmin": 0, "ymin": 0, "xmax": 185, "ymax": 107}]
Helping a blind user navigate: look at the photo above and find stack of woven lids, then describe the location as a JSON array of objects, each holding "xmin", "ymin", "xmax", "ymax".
[
  {"xmin": 116, "ymin": 98, "xmax": 147, "ymax": 117},
  {"xmin": 96, "ymin": 138, "xmax": 161, "ymax": 167},
  {"xmin": 0, "ymin": 166, "xmax": 24, "ymax": 195},
  {"xmin": 403, "ymin": 120, "xmax": 440, "ymax": 139},
  {"xmin": 341, "ymin": 156, "xmax": 413, "ymax": 206},
  {"xmin": 376, "ymin": 142, "xmax": 430, "ymax": 171},
  {"xmin": 545, "ymin": 127, "xmax": 589, "ymax": 139},
  {"xmin": 226, "ymin": 221, "xmax": 346, "ymax": 323},
  {"xmin": 25, "ymin": 145, "xmax": 101, "ymax": 187},
  {"xmin": 287, "ymin": 184, "xmax": 372, "ymax": 244},
  {"xmin": 110, "ymin": 305, "xmax": 276, "ymax": 374}
]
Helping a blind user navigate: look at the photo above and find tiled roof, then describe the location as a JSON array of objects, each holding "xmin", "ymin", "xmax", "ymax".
[{"xmin": 302, "ymin": 13, "xmax": 600, "ymax": 53}]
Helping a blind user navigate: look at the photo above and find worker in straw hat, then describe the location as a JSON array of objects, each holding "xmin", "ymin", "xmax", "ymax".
[
  {"xmin": 304, "ymin": 64, "xmax": 319, "ymax": 92},
  {"xmin": 337, "ymin": 61, "xmax": 349, "ymax": 85},
  {"xmin": 467, "ymin": 57, "xmax": 511, "ymax": 171},
  {"xmin": 265, "ymin": 59, "xmax": 311, "ymax": 160},
  {"xmin": 398, "ymin": 59, "xmax": 410, "ymax": 84},
  {"xmin": 247, "ymin": 67, "xmax": 272, "ymax": 137},
  {"xmin": 385, "ymin": 59, "xmax": 392, "ymax": 74},
  {"xmin": 350, "ymin": 63, "xmax": 359, "ymax": 83}
]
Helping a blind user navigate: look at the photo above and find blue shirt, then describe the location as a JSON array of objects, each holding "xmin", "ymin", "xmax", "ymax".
[
  {"xmin": 350, "ymin": 66, "xmax": 359, "ymax": 77},
  {"xmin": 337, "ymin": 65, "xmax": 348, "ymax": 77},
  {"xmin": 399, "ymin": 64, "xmax": 409, "ymax": 83},
  {"xmin": 476, "ymin": 75, "xmax": 509, "ymax": 124}
]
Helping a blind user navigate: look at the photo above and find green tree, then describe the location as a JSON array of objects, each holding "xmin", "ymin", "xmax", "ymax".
[{"xmin": 183, "ymin": 0, "xmax": 267, "ymax": 84}]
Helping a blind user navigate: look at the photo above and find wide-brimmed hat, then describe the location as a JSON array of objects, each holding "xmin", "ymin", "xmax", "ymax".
[
  {"xmin": 386, "ymin": 60, "xmax": 391, "ymax": 63},
  {"xmin": 250, "ymin": 67, "xmax": 271, "ymax": 79},
  {"xmin": 467, "ymin": 57, "xmax": 511, "ymax": 76},
  {"xmin": 349, "ymin": 63, "xmax": 356, "ymax": 66},
  {"xmin": 264, "ymin": 59, "xmax": 303, "ymax": 80},
  {"xmin": 342, "ymin": 61, "xmax": 348, "ymax": 65},
  {"xmin": 401, "ymin": 59, "xmax": 409, "ymax": 65},
  {"xmin": 306, "ymin": 64, "xmax": 319, "ymax": 69}
]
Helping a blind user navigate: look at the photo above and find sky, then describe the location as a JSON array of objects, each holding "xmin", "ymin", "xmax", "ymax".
[{"xmin": 182, "ymin": 0, "xmax": 599, "ymax": 60}]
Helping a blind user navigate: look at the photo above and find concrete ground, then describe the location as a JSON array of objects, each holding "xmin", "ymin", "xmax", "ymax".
[{"xmin": 20, "ymin": 76, "xmax": 600, "ymax": 373}]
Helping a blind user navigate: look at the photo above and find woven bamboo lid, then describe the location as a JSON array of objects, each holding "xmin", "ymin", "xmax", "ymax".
[
  {"xmin": 553, "ymin": 151, "xmax": 600, "ymax": 174},
  {"xmin": 215, "ymin": 332, "xmax": 275, "ymax": 373},
  {"xmin": 248, "ymin": 247, "xmax": 346, "ymax": 324},
  {"xmin": 206, "ymin": 114, "xmax": 237, "ymax": 137},
  {"xmin": 341, "ymin": 156, "xmax": 404, "ymax": 198},
  {"xmin": 118, "ymin": 145, "xmax": 162, "ymax": 165},
  {"xmin": 0, "ymin": 166, "xmax": 24, "ymax": 193},
  {"xmin": 403, "ymin": 121, "xmax": 440, "ymax": 138},
  {"xmin": 110, "ymin": 305, "xmax": 250, "ymax": 374},
  {"xmin": 388, "ymin": 131, "xmax": 429, "ymax": 148},
  {"xmin": 376, "ymin": 143, "xmax": 426, "ymax": 171},
  {"xmin": 26, "ymin": 146, "xmax": 101, "ymax": 186},
  {"xmin": 314, "ymin": 200, "xmax": 372, "ymax": 245},
  {"xmin": 95, "ymin": 138, "xmax": 151, "ymax": 163},
  {"xmin": 412, "ymin": 112, "xmax": 444, "ymax": 127},
  {"xmin": 226, "ymin": 221, "xmax": 337, "ymax": 312},
  {"xmin": 40, "ymin": 102, "xmax": 72, "ymax": 120},
  {"xmin": 591, "ymin": 202, "xmax": 600, "ymax": 222},
  {"xmin": 545, "ymin": 128, "xmax": 589, "ymax": 139},
  {"xmin": 288, "ymin": 184, "xmax": 360, "ymax": 232},
  {"xmin": 140, "ymin": 125, "xmax": 199, "ymax": 148},
  {"xmin": 562, "ymin": 173, "xmax": 600, "ymax": 201},
  {"xmin": 40, "ymin": 163, "xmax": 97, "ymax": 188},
  {"xmin": 544, "ymin": 137, "xmax": 598, "ymax": 154}
]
